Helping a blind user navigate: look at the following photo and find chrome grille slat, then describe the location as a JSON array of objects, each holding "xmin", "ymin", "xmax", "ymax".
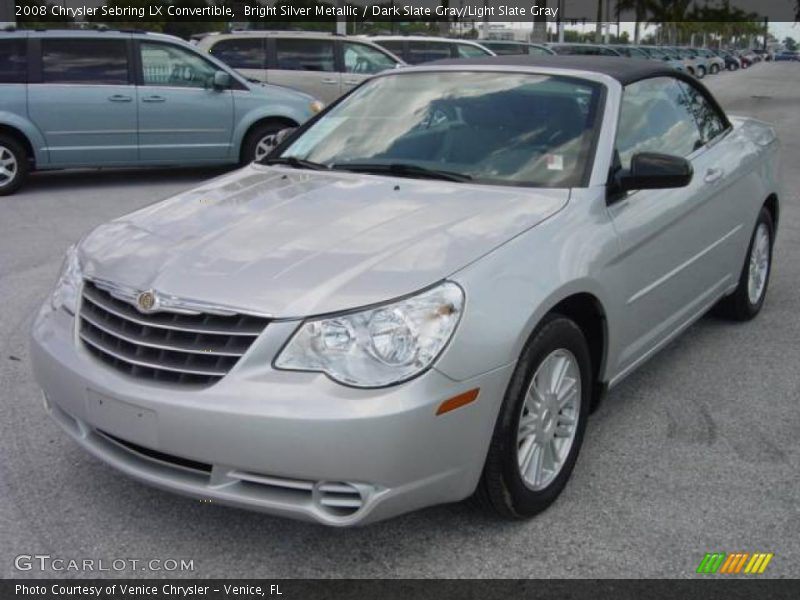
[
  {"xmin": 82, "ymin": 284, "xmax": 265, "ymax": 336},
  {"xmin": 79, "ymin": 281, "xmax": 269, "ymax": 386},
  {"xmin": 80, "ymin": 307, "xmax": 248, "ymax": 357}
]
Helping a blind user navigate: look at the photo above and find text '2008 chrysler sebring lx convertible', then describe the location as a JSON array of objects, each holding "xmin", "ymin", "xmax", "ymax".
[{"xmin": 32, "ymin": 56, "xmax": 780, "ymax": 526}]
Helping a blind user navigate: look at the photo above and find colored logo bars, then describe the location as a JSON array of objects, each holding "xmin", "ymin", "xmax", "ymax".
[{"xmin": 696, "ymin": 552, "xmax": 774, "ymax": 574}]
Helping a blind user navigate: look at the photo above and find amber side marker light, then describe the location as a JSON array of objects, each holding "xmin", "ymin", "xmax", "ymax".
[{"xmin": 436, "ymin": 388, "xmax": 480, "ymax": 416}]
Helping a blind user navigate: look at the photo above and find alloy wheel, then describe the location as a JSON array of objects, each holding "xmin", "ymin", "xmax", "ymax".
[
  {"xmin": 516, "ymin": 349, "xmax": 581, "ymax": 491},
  {"xmin": 0, "ymin": 146, "xmax": 17, "ymax": 187},
  {"xmin": 747, "ymin": 222, "xmax": 770, "ymax": 305},
  {"xmin": 254, "ymin": 134, "xmax": 278, "ymax": 161}
]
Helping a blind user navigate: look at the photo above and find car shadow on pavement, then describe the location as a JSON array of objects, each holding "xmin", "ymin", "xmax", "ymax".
[{"xmin": 22, "ymin": 166, "xmax": 235, "ymax": 193}]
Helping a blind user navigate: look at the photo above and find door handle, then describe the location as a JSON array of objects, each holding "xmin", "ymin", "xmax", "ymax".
[
  {"xmin": 108, "ymin": 94, "xmax": 132, "ymax": 102},
  {"xmin": 142, "ymin": 95, "xmax": 166, "ymax": 103},
  {"xmin": 321, "ymin": 78, "xmax": 338, "ymax": 85},
  {"xmin": 704, "ymin": 167, "xmax": 724, "ymax": 184},
  {"xmin": 343, "ymin": 80, "xmax": 360, "ymax": 85}
]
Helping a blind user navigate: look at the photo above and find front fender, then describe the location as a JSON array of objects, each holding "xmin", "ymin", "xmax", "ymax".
[{"xmin": 231, "ymin": 104, "xmax": 313, "ymax": 161}]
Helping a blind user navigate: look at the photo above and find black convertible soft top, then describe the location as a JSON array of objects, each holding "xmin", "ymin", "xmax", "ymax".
[{"xmin": 428, "ymin": 55, "xmax": 681, "ymax": 85}]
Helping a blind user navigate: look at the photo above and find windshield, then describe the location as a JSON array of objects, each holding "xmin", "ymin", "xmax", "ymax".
[{"xmin": 280, "ymin": 72, "xmax": 603, "ymax": 187}]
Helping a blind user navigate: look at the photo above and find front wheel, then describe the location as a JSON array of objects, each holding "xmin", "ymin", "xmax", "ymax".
[
  {"xmin": 696, "ymin": 65, "xmax": 706, "ymax": 78},
  {"xmin": 241, "ymin": 121, "xmax": 291, "ymax": 165},
  {"xmin": 0, "ymin": 135, "xmax": 29, "ymax": 196},
  {"xmin": 710, "ymin": 64, "xmax": 719, "ymax": 75},
  {"xmin": 473, "ymin": 315, "xmax": 591, "ymax": 519},
  {"xmin": 715, "ymin": 207, "xmax": 774, "ymax": 321}
]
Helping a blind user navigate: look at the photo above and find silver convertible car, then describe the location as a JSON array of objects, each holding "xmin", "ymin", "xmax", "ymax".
[{"xmin": 32, "ymin": 56, "xmax": 780, "ymax": 526}]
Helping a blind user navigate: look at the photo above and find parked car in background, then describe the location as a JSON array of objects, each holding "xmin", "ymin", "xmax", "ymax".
[
  {"xmin": 608, "ymin": 45, "xmax": 650, "ymax": 59},
  {"xmin": 198, "ymin": 32, "xmax": 404, "ymax": 103},
  {"xmin": 32, "ymin": 55, "xmax": 780, "ymax": 526},
  {"xmin": 714, "ymin": 49, "xmax": 742, "ymax": 70},
  {"xmin": 753, "ymin": 48, "xmax": 772, "ymax": 61},
  {"xmin": 367, "ymin": 35, "xmax": 494, "ymax": 65},
  {"xmin": 0, "ymin": 29, "xmax": 320, "ymax": 196},
  {"xmin": 545, "ymin": 43, "xmax": 621, "ymax": 56},
  {"xmin": 736, "ymin": 50, "xmax": 754, "ymax": 68},
  {"xmin": 774, "ymin": 50, "xmax": 799, "ymax": 62},
  {"xmin": 481, "ymin": 40, "xmax": 554, "ymax": 56},
  {"xmin": 692, "ymin": 48, "xmax": 726, "ymax": 74},
  {"xmin": 666, "ymin": 46, "xmax": 709, "ymax": 78},
  {"xmin": 636, "ymin": 46, "xmax": 686, "ymax": 72}
]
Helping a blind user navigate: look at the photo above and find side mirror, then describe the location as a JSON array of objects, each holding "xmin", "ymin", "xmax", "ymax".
[
  {"xmin": 213, "ymin": 71, "xmax": 232, "ymax": 90},
  {"xmin": 613, "ymin": 152, "xmax": 693, "ymax": 193}
]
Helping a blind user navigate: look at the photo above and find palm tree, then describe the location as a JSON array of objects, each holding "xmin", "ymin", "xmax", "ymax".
[
  {"xmin": 617, "ymin": 0, "xmax": 649, "ymax": 43},
  {"xmin": 646, "ymin": 0, "xmax": 693, "ymax": 45}
]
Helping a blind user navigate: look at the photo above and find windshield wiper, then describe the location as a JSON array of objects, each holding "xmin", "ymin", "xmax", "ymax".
[
  {"xmin": 261, "ymin": 156, "xmax": 329, "ymax": 171},
  {"xmin": 332, "ymin": 162, "xmax": 472, "ymax": 183}
]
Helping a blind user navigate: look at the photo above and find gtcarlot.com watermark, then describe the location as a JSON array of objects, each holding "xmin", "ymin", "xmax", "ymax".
[{"xmin": 14, "ymin": 554, "xmax": 195, "ymax": 572}]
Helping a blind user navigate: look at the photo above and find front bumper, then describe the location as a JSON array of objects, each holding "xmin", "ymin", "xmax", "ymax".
[{"xmin": 31, "ymin": 303, "xmax": 513, "ymax": 526}]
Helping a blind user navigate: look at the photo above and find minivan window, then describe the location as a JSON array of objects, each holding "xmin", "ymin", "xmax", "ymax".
[
  {"xmin": 376, "ymin": 40, "xmax": 405, "ymax": 57},
  {"xmin": 210, "ymin": 38, "xmax": 265, "ymax": 69},
  {"xmin": 275, "ymin": 39, "xmax": 335, "ymax": 72},
  {"xmin": 42, "ymin": 39, "xmax": 128, "ymax": 85},
  {"xmin": 0, "ymin": 39, "xmax": 27, "ymax": 84},
  {"xmin": 343, "ymin": 42, "xmax": 397, "ymax": 74},
  {"xmin": 407, "ymin": 41, "xmax": 452, "ymax": 64},
  {"xmin": 141, "ymin": 42, "xmax": 218, "ymax": 88},
  {"xmin": 456, "ymin": 43, "xmax": 490, "ymax": 58}
]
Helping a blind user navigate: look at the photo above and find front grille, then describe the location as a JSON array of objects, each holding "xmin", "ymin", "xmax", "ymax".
[{"xmin": 79, "ymin": 281, "xmax": 269, "ymax": 386}]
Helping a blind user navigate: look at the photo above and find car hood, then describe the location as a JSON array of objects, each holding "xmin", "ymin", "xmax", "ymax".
[{"xmin": 79, "ymin": 165, "xmax": 568, "ymax": 317}]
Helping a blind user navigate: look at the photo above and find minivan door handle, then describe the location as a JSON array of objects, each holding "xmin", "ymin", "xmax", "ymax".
[
  {"xmin": 108, "ymin": 94, "xmax": 133, "ymax": 103},
  {"xmin": 704, "ymin": 167, "xmax": 724, "ymax": 184},
  {"xmin": 142, "ymin": 95, "xmax": 166, "ymax": 103},
  {"xmin": 321, "ymin": 78, "xmax": 338, "ymax": 85},
  {"xmin": 343, "ymin": 79, "xmax": 360, "ymax": 85}
]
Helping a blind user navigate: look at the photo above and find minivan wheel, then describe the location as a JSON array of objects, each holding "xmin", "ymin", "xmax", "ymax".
[
  {"xmin": 0, "ymin": 135, "xmax": 28, "ymax": 196},
  {"xmin": 696, "ymin": 65, "xmax": 706, "ymax": 78},
  {"xmin": 710, "ymin": 64, "xmax": 719, "ymax": 75},
  {"xmin": 473, "ymin": 314, "xmax": 591, "ymax": 519},
  {"xmin": 241, "ymin": 122, "xmax": 290, "ymax": 165},
  {"xmin": 715, "ymin": 208, "xmax": 774, "ymax": 321}
]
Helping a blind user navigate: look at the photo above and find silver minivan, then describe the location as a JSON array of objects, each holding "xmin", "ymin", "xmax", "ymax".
[{"xmin": 197, "ymin": 32, "xmax": 404, "ymax": 103}]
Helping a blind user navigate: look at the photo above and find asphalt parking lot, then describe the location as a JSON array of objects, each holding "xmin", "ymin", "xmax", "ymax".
[{"xmin": 1, "ymin": 63, "xmax": 798, "ymax": 579}]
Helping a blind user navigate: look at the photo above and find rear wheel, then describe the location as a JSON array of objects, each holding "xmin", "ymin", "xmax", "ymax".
[
  {"xmin": 0, "ymin": 135, "xmax": 28, "ymax": 196},
  {"xmin": 710, "ymin": 64, "xmax": 719, "ymax": 75},
  {"xmin": 473, "ymin": 314, "xmax": 591, "ymax": 519},
  {"xmin": 715, "ymin": 208, "xmax": 774, "ymax": 321},
  {"xmin": 696, "ymin": 65, "xmax": 706, "ymax": 78}
]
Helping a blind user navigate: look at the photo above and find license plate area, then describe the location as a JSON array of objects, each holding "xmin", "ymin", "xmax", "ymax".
[{"xmin": 85, "ymin": 390, "xmax": 158, "ymax": 448}]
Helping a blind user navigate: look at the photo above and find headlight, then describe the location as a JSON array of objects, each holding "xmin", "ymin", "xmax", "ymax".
[
  {"xmin": 51, "ymin": 245, "xmax": 83, "ymax": 315},
  {"xmin": 275, "ymin": 282, "xmax": 464, "ymax": 388},
  {"xmin": 309, "ymin": 100, "xmax": 325, "ymax": 114}
]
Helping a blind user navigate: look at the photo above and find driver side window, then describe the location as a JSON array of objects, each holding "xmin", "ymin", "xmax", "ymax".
[
  {"xmin": 615, "ymin": 76, "xmax": 702, "ymax": 170},
  {"xmin": 141, "ymin": 42, "xmax": 218, "ymax": 89}
]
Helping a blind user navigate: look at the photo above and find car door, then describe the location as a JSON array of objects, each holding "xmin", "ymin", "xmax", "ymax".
[
  {"xmin": 27, "ymin": 36, "xmax": 137, "ymax": 166},
  {"xmin": 207, "ymin": 37, "xmax": 267, "ymax": 82},
  {"xmin": 606, "ymin": 75, "xmax": 737, "ymax": 377},
  {"xmin": 137, "ymin": 40, "xmax": 235, "ymax": 162},
  {"xmin": 340, "ymin": 40, "xmax": 399, "ymax": 96},
  {"xmin": 268, "ymin": 38, "xmax": 339, "ymax": 103}
]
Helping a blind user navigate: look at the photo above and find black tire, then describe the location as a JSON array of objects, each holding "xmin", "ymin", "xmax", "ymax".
[
  {"xmin": 710, "ymin": 64, "xmax": 719, "ymax": 75},
  {"xmin": 715, "ymin": 207, "xmax": 774, "ymax": 321},
  {"xmin": 473, "ymin": 314, "xmax": 592, "ymax": 519},
  {"xmin": 697, "ymin": 65, "xmax": 706, "ymax": 78},
  {"xmin": 0, "ymin": 134, "xmax": 29, "ymax": 196},
  {"xmin": 240, "ymin": 121, "xmax": 292, "ymax": 166}
]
